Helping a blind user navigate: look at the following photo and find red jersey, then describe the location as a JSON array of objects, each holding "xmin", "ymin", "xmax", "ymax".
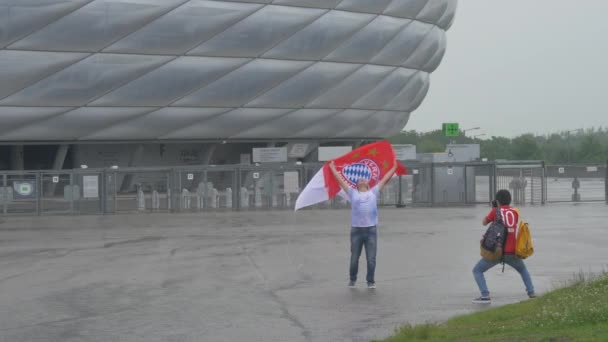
[{"xmin": 485, "ymin": 205, "xmax": 519, "ymax": 254}]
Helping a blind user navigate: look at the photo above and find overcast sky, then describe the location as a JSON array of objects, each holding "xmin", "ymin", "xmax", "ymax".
[{"xmin": 408, "ymin": 0, "xmax": 608, "ymax": 138}]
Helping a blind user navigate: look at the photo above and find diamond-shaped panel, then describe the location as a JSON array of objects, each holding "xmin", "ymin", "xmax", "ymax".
[
  {"xmin": 0, "ymin": 107, "xmax": 74, "ymax": 138},
  {"xmin": 0, "ymin": 0, "xmax": 91, "ymax": 48},
  {"xmin": 0, "ymin": 0, "xmax": 456, "ymax": 141},
  {"xmin": 263, "ymin": 10, "xmax": 374, "ymax": 61},
  {"xmin": 175, "ymin": 59, "xmax": 312, "ymax": 107},
  {"xmin": 0, "ymin": 50, "xmax": 87, "ymax": 99},
  {"xmin": 335, "ymin": 0, "xmax": 393, "ymax": 14},
  {"xmin": 91, "ymin": 57, "xmax": 249, "ymax": 106},
  {"xmin": 83, "ymin": 107, "xmax": 231, "ymax": 140},
  {"xmin": 105, "ymin": 1, "xmax": 262, "ymax": 54},
  {"xmin": 0, "ymin": 54, "xmax": 171, "ymax": 106},
  {"xmin": 247, "ymin": 62, "xmax": 360, "ymax": 108},
  {"xmin": 0, "ymin": 107, "xmax": 154, "ymax": 140},
  {"xmin": 188, "ymin": 5, "xmax": 325, "ymax": 58}
]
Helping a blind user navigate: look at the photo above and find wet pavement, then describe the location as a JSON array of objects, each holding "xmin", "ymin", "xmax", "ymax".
[{"xmin": 0, "ymin": 203, "xmax": 607, "ymax": 342}]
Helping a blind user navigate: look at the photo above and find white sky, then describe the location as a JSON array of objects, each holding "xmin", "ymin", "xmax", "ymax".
[{"xmin": 408, "ymin": 0, "xmax": 608, "ymax": 138}]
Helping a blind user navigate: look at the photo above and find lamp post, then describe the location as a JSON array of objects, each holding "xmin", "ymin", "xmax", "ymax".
[
  {"xmin": 463, "ymin": 127, "xmax": 481, "ymax": 136},
  {"xmin": 566, "ymin": 128, "xmax": 583, "ymax": 165},
  {"xmin": 473, "ymin": 133, "xmax": 486, "ymax": 139}
]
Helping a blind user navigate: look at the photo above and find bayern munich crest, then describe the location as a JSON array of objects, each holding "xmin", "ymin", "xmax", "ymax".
[{"xmin": 341, "ymin": 159, "xmax": 381, "ymax": 188}]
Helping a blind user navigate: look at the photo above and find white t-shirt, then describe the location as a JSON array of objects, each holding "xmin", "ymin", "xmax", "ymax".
[{"xmin": 348, "ymin": 186, "xmax": 379, "ymax": 227}]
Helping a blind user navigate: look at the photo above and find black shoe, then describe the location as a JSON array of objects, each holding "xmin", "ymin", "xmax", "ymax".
[{"xmin": 472, "ymin": 296, "xmax": 491, "ymax": 304}]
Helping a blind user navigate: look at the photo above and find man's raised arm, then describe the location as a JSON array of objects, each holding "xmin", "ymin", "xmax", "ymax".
[
  {"xmin": 329, "ymin": 161, "xmax": 350, "ymax": 193},
  {"xmin": 378, "ymin": 160, "xmax": 398, "ymax": 191}
]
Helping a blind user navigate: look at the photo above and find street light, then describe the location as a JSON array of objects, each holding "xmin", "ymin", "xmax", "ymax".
[
  {"xmin": 566, "ymin": 128, "xmax": 583, "ymax": 165},
  {"xmin": 463, "ymin": 127, "xmax": 481, "ymax": 136},
  {"xmin": 473, "ymin": 133, "xmax": 486, "ymax": 139}
]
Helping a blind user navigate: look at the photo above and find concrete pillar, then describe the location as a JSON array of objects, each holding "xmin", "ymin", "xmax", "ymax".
[
  {"xmin": 225, "ymin": 187, "xmax": 232, "ymax": 208},
  {"xmin": 181, "ymin": 189, "xmax": 191, "ymax": 210},
  {"xmin": 240, "ymin": 187, "xmax": 249, "ymax": 208},
  {"xmin": 152, "ymin": 190, "xmax": 160, "ymax": 210},
  {"xmin": 137, "ymin": 188, "xmax": 145, "ymax": 211},
  {"xmin": 210, "ymin": 187, "xmax": 218, "ymax": 208},
  {"xmin": 9, "ymin": 145, "xmax": 24, "ymax": 170},
  {"xmin": 48, "ymin": 145, "xmax": 70, "ymax": 196},
  {"xmin": 52, "ymin": 145, "xmax": 69, "ymax": 170},
  {"xmin": 201, "ymin": 144, "xmax": 218, "ymax": 165}
]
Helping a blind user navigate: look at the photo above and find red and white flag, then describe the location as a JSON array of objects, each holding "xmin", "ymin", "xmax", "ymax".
[{"xmin": 295, "ymin": 141, "xmax": 407, "ymax": 210}]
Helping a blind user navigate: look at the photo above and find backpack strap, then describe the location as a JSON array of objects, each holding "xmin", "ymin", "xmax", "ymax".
[{"xmin": 495, "ymin": 206, "xmax": 502, "ymax": 223}]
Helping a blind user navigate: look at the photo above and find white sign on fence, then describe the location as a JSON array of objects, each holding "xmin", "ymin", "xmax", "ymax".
[
  {"xmin": 392, "ymin": 144, "xmax": 417, "ymax": 161},
  {"xmin": 83, "ymin": 175, "xmax": 99, "ymax": 199},
  {"xmin": 558, "ymin": 167, "xmax": 565, "ymax": 174},
  {"xmin": 52, "ymin": 176, "xmax": 59, "ymax": 183},
  {"xmin": 587, "ymin": 166, "xmax": 598, "ymax": 172},
  {"xmin": 318, "ymin": 146, "xmax": 352, "ymax": 161},
  {"xmin": 253, "ymin": 172, "xmax": 260, "ymax": 179},
  {"xmin": 252, "ymin": 147, "xmax": 288, "ymax": 163},
  {"xmin": 413, "ymin": 169, "xmax": 419, "ymax": 175},
  {"xmin": 187, "ymin": 173, "xmax": 194, "ymax": 180},
  {"xmin": 283, "ymin": 171, "xmax": 299, "ymax": 193},
  {"xmin": 447, "ymin": 167, "xmax": 454, "ymax": 175}
]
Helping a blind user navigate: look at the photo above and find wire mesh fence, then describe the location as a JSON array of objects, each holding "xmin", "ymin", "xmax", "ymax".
[
  {"xmin": 545, "ymin": 164, "xmax": 607, "ymax": 203},
  {"xmin": 1, "ymin": 160, "xmax": 605, "ymax": 216}
]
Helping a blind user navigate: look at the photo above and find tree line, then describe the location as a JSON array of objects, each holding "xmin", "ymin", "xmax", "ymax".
[{"xmin": 389, "ymin": 128, "xmax": 608, "ymax": 164}]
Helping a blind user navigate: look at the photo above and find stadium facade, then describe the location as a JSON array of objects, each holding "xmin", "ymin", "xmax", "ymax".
[{"xmin": 0, "ymin": 0, "xmax": 457, "ymax": 170}]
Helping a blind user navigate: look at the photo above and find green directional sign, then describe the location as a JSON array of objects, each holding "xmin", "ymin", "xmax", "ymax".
[{"xmin": 442, "ymin": 123, "xmax": 459, "ymax": 137}]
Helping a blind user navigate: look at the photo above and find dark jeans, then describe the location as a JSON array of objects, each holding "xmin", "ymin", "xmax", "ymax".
[{"xmin": 350, "ymin": 226, "xmax": 377, "ymax": 284}]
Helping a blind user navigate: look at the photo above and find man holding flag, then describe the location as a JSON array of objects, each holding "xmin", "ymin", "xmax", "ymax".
[{"xmin": 295, "ymin": 141, "xmax": 407, "ymax": 289}]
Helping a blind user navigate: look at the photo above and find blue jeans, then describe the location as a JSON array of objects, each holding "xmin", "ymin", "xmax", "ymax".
[
  {"xmin": 473, "ymin": 255, "xmax": 535, "ymax": 297},
  {"xmin": 350, "ymin": 226, "xmax": 377, "ymax": 284}
]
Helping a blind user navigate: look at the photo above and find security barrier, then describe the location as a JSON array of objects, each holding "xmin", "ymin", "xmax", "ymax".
[{"xmin": 1, "ymin": 160, "xmax": 603, "ymax": 216}]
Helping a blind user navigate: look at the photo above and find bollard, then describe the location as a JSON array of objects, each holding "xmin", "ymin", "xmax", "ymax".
[
  {"xmin": 167, "ymin": 189, "xmax": 172, "ymax": 210},
  {"xmin": 197, "ymin": 182, "xmax": 206, "ymax": 207},
  {"xmin": 152, "ymin": 190, "xmax": 160, "ymax": 210},
  {"xmin": 210, "ymin": 187, "xmax": 219, "ymax": 208},
  {"xmin": 181, "ymin": 189, "xmax": 190, "ymax": 209},
  {"xmin": 272, "ymin": 193, "xmax": 278, "ymax": 208},
  {"xmin": 137, "ymin": 188, "xmax": 145, "ymax": 211},
  {"xmin": 0, "ymin": 187, "xmax": 11, "ymax": 204},
  {"xmin": 196, "ymin": 194, "xmax": 204, "ymax": 209},
  {"xmin": 241, "ymin": 187, "xmax": 249, "ymax": 208},
  {"xmin": 254, "ymin": 187, "xmax": 262, "ymax": 208},
  {"xmin": 225, "ymin": 188, "xmax": 232, "ymax": 208}
]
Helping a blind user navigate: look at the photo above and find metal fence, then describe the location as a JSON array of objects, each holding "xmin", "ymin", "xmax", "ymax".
[
  {"xmin": 495, "ymin": 161, "xmax": 546, "ymax": 206},
  {"xmin": 1, "ymin": 160, "xmax": 606, "ymax": 216},
  {"xmin": 545, "ymin": 163, "xmax": 607, "ymax": 203}
]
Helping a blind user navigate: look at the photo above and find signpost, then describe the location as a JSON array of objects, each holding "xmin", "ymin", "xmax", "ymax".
[{"xmin": 442, "ymin": 123, "xmax": 459, "ymax": 137}]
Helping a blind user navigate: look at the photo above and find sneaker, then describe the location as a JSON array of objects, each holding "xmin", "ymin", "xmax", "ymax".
[
  {"xmin": 367, "ymin": 282, "xmax": 376, "ymax": 289},
  {"xmin": 348, "ymin": 281, "xmax": 356, "ymax": 288},
  {"xmin": 528, "ymin": 293, "xmax": 537, "ymax": 299},
  {"xmin": 472, "ymin": 296, "xmax": 491, "ymax": 304}
]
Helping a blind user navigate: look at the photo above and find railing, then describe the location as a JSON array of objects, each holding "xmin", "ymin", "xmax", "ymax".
[{"xmin": 2, "ymin": 160, "xmax": 602, "ymax": 216}]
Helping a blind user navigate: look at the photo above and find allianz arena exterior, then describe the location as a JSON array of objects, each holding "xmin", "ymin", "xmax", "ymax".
[{"xmin": 0, "ymin": 0, "xmax": 456, "ymax": 144}]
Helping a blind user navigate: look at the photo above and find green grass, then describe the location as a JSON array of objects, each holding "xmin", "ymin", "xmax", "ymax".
[{"xmin": 377, "ymin": 273, "xmax": 608, "ymax": 342}]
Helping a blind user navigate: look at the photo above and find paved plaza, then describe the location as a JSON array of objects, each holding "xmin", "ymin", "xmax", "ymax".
[{"xmin": 0, "ymin": 203, "xmax": 607, "ymax": 342}]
